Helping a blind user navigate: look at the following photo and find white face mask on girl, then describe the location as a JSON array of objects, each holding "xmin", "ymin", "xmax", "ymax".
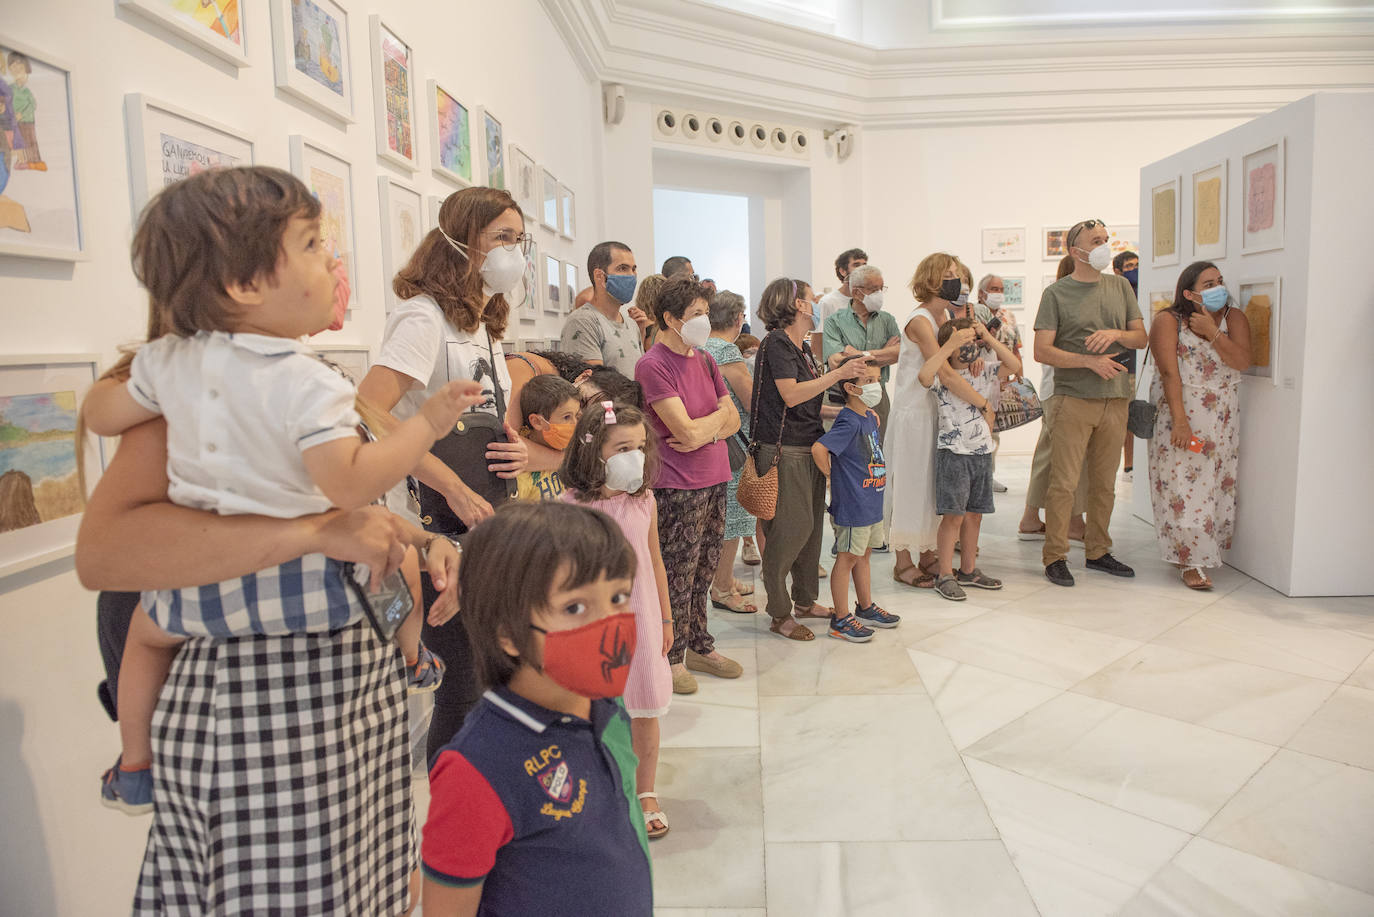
[
  {"xmin": 678, "ymin": 314, "xmax": 712, "ymax": 348},
  {"xmin": 604, "ymin": 449, "xmax": 645, "ymax": 492},
  {"xmin": 438, "ymin": 226, "xmax": 528, "ymax": 295}
]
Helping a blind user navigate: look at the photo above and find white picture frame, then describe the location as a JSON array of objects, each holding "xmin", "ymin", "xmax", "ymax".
[
  {"xmin": 427, "ymin": 80, "xmax": 472, "ymax": 188},
  {"xmin": 269, "ymin": 0, "xmax": 353, "ymax": 123},
  {"xmin": 1191, "ymin": 161, "xmax": 1227, "ymax": 261},
  {"xmin": 543, "ymin": 253, "xmax": 562, "ymax": 315},
  {"xmin": 117, "ymin": 0, "xmax": 249, "ymax": 67},
  {"xmin": 1001, "ymin": 276, "xmax": 1025, "ymax": 307},
  {"xmin": 563, "ymin": 261, "xmax": 579, "ymax": 313},
  {"xmin": 1151, "ymin": 176, "xmax": 1181, "ymax": 267},
  {"xmin": 0, "ymin": 35, "xmax": 87, "ymax": 262},
  {"xmin": 540, "ymin": 168, "xmax": 559, "ymax": 232},
  {"xmin": 1042, "ymin": 225, "xmax": 1069, "ymax": 261},
  {"xmin": 124, "ymin": 93, "xmax": 255, "ymax": 213},
  {"xmin": 509, "ymin": 144, "xmax": 538, "ymax": 219},
  {"xmin": 521, "ymin": 237, "xmax": 540, "ymax": 322},
  {"xmin": 1239, "ymin": 276, "xmax": 1280, "ymax": 384},
  {"xmin": 1242, "ymin": 140, "xmax": 1285, "ymax": 255},
  {"xmin": 1107, "ymin": 224, "xmax": 1139, "ymax": 259},
  {"xmin": 477, "ymin": 106, "xmax": 504, "ymax": 190},
  {"xmin": 558, "ymin": 183, "xmax": 575, "ymax": 240},
  {"xmin": 289, "ymin": 135, "xmax": 358, "ymax": 314},
  {"xmin": 314, "ymin": 343, "xmax": 371, "ymax": 383},
  {"xmin": 981, "ymin": 227, "xmax": 1025, "ymax": 262},
  {"xmin": 377, "ymin": 174, "xmax": 423, "ymax": 311},
  {"xmin": 0, "ymin": 354, "xmax": 104, "ymax": 578},
  {"xmin": 368, "ymin": 15, "xmax": 418, "ymax": 172},
  {"xmin": 427, "ymin": 193, "xmax": 445, "ymax": 231}
]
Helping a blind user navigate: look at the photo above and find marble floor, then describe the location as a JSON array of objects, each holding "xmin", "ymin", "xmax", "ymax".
[{"xmin": 419, "ymin": 456, "xmax": 1374, "ymax": 917}]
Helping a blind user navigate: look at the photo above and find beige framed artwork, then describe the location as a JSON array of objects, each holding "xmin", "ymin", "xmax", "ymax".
[
  {"xmin": 1151, "ymin": 176, "xmax": 1180, "ymax": 267},
  {"xmin": 1192, "ymin": 160, "xmax": 1227, "ymax": 261}
]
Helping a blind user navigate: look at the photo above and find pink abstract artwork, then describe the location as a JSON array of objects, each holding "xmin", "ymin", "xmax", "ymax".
[{"xmin": 1247, "ymin": 163, "xmax": 1276, "ymax": 233}]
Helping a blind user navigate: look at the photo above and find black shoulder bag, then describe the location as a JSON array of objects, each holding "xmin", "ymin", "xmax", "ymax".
[{"xmin": 414, "ymin": 330, "xmax": 516, "ymax": 535}]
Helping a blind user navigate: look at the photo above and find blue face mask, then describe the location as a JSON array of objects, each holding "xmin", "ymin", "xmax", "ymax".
[
  {"xmin": 1123, "ymin": 268, "xmax": 1139, "ymax": 292},
  {"xmin": 604, "ymin": 272, "xmax": 637, "ymax": 305},
  {"xmin": 1200, "ymin": 285, "xmax": 1229, "ymax": 312}
]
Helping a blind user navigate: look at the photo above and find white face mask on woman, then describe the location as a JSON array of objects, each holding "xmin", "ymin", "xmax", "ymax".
[
  {"xmin": 679, "ymin": 314, "xmax": 712, "ymax": 348},
  {"xmin": 439, "ymin": 226, "xmax": 528, "ymax": 295}
]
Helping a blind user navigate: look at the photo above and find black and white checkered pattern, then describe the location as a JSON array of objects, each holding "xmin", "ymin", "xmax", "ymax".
[{"xmin": 133, "ymin": 618, "xmax": 414, "ymax": 915}]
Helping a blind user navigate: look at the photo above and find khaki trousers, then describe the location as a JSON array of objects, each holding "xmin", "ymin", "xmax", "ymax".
[
  {"xmin": 758, "ymin": 444, "xmax": 826, "ymax": 621},
  {"xmin": 1044, "ymin": 396, "xmax": 1129, "ymax": 566},
  {"xmin": 1026, "ymin": 395, "xmax": 1089, "ymax": 513}
]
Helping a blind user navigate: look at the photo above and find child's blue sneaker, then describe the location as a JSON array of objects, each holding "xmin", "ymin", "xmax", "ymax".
[
  {"xmin": 827, "ymin": 614, "xmax": 875, "ymax": 643},
  {"xmin": 855, "ymin": 602, "xmax": 900, "ymax": 628},
  {"xmin": 407, "ymin": 642, "xmax": 446, "ymax": 695},
  {"xmin": 101, "ymin": 756, "xmax": 153, "ymax": 815}
]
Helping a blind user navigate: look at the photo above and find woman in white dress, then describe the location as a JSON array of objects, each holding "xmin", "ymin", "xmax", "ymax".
[{"xmin": 885, "ymin": 253, "xmax": 991, "ymax": 587}]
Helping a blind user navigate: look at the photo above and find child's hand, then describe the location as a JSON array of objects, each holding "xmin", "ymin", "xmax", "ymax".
[
  {"xmin": 950, "ymin": 327, "xmax": 978, "ymax": 348},
  {"xmin": 419, "ymin": 380, "xmax": 485, "ymax": 438},
  {"xmin": 981, "ymin": 402, "xmax": 996, "ymax": 430},
  {"xmin": 662, "ymin": 620, "xmax": 673, "ymax": 657},
  {"xmin": 424, "ymin": 537, "xmax": 462, "ymax": 626}
]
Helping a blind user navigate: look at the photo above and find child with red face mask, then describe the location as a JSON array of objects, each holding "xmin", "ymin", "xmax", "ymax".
[{"xmin": 421, "ymin": 501, "xmax": 653, "ymax": 917}]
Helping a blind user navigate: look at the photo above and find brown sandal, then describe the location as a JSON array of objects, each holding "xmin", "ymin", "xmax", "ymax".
[
  {"xmin": 1181, "ymin": 566, "xmax": 1214, "ymax": 590},
  {"xmin": 769, "ymin": 617, "xmax": 815, "ymax": 641},
  {"xmin": 794, "ymin": 603, "xmax": 833, "ymax": 619},
  {"xmin": 893, "ymin": 563, "xmax": 936, "ymax": 589},
  {"xmin": 710, "ymin": 588, "xmax": 759, "ymax": 614}
]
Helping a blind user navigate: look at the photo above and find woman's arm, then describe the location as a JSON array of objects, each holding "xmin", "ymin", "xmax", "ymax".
[
  {"xmin": 650, "ymin": 395, "xmax": 731, "ymax": 452},
  {"xmin": 1187, "ymin": 309, "xmax": 1252, "ymax": 372},
  {"xmin": 718, "ymin": 360, "xmax": 753, "ymax": 409},
  {"xmin": 1149, "ymin": 313, "xmax": 1192, "ymax": 448},
  {"xmin": 774, "ymin": 358, "xmax": 867, "ymax": 408},
  {"xmin": 907, "ymin": 316, "xmax": 987, "ymax": 404},
  {"xmin": 75, "ymin": 419, "xmax": 411, "ymax": 591}
]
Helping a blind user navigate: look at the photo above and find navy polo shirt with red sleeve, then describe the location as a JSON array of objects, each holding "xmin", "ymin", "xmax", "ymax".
[{"xmin": 421, "ymin": 686, "xmax": 653, "ymax": 916}]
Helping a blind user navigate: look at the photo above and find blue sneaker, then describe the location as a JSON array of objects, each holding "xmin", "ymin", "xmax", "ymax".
[
  {"xmin": 407, "ymin": 642, "xmax": 446, "ymax": 695},
  {"xmin": 855, "ymin": 602, "xmax": 900, "ymax": 628},
  {"xmin": 101, "ymin": 756, "xmax": 153, "ymax": 815},
  {"xmin": 827, "ymin": 614, "xmax": 875, "ymax": 643}
]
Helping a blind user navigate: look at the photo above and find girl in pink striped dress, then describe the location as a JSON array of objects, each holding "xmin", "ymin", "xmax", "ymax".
[{"xmin": 560, "ymin": 400, "xmax": 674, "ymax": 838}]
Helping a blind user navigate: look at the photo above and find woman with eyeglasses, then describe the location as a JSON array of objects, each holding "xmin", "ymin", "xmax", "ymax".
[
  {"xmin": 1147, "ymin": 261, "xmax": 1250, "ymax": 590},
  {"xmin": 359, "ymin": 186, "xmax": 531, "ymax": 758}
]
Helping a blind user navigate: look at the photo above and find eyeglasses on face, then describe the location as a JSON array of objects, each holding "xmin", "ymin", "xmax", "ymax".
[{"xmin": 481, "ymin": 229, "xmax": 535, "ymax": 255}]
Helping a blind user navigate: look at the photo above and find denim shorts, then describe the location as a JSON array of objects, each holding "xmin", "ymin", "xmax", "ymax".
[{"xmin": 936, "ymin": 450, "xmax": 994, "ymax": 516}]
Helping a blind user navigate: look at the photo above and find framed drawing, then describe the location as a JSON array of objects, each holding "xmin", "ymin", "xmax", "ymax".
[
  {"xmin": 1001, "ymin": 276, "xmax": 1024, "ymax": 307},
  {"xmin": 981, "ymin": 227, "xmax": 1025, "ymax": 262},
  {"xmin": 1042, "ymin": 226, "xmax": 1068, "ymax": 260},
  {"xmin": 289, "ymin": 136, "xmax": 358, "ymax": 314},
  {"xmin": 368, "ymin": 15, "xmax": 417, "ymax": 172},
  {"xmin": 1148, "ymin": 290, "xmax": 1173, "ymax": 314},
  {"xmin": 1151, "ymin": 176, "xmax": 1180, "ymax": 267},
  {"xmin": 427, "ymin": 193, "xmax": 445, "ymax": 231},
  {"xmin": 377, "ymin": 175, "xmax": 422, "ymax": 311},
  {"xmin": 1239, "ymin": 277, "xmax": 1279, "ymax": 383},
  {"xmin": 1107, "ymin": 224, "xmax": 1139, "ymax": 258},
  {"xmin": 509, "ymin": 144, "xmax": 538, "ymax": 218},
  {"xmin": 269, "ymin": 0, "xmax": 352, "ymax": 123},
  {"xmin": 0, "ymin": 36, "xmax": 86, "ymax": 262},
  {"xmin": 540, "ymin": 169, "xmax": 559, "ymax": 232},
  {"xmin": 543, "ymin": 253, "xmax": 562, "ymax": 315},
  {"xmin": 1242, "ymin": 140, "xmax": 1284, "ymax": 255},
  {"xmin": 0, "ymin": 355, "xmax": 103, "ymax": 578},
  {"xmin": 124, "ymin": 94, "xmax": 254, "ymax": 212},
  {"xmin": 427, "ymin": 80, "xmax": 471, "ymax": 188},
  {"xmin": 117, "ymin": 0, "xmax": 248, "ymax": 67},
  {"xmin": 558, "ymin": 183, "xmax": 575, "ymax": 240},
  {"xmin": 522, "ymin": 237, "xmax": 540, "ymax": 321},
  {"xmin": 478, "ymin": 106, "xmax": 504, "ymax": 190},
  {"xmin": 1192, "ymin": 161, "xmax": 1227, "ymax": 260},
  {"xmin": 563, "ymin": 261, "xmax": 579, "ymax": 311},
  {"xmin": 314, "ymin": 344, "xmax": 370, "ymax": 383}
]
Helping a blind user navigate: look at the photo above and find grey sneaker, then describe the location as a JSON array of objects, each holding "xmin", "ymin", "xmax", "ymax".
[{"xmin": 934, "ymin": 575, "xmax": 967, "ymax": 602}]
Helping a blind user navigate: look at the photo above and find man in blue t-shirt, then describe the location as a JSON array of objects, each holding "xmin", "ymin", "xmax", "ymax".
[{"xmin": 813, "ymin": 360, "xmax": 902, "ymax": 643}]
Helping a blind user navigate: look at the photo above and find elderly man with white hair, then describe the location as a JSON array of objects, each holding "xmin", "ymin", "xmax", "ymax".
[{"xmin": 821, "ymin": 263, "xmax": 901, "ymax": 432}]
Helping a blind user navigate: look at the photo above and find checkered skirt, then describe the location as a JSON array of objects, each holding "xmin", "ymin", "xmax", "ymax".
[{"xmin": 133, "ymin": 618, "xmax": 414, "ymax": 915}]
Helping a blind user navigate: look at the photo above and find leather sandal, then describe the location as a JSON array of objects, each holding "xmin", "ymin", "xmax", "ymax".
[
  {"xmin": 794, "ymin": 602, "xmax": 833, "ymax": 619},
  {"xmin": 893, "ymin": 563, "xmax": 936, "ymax": 589},
  {"xmin": 711, "ymin": 587, "xmax": 758, "ymax": 614},
  {"xmin": 1181, "ymin": 566, "xmax": 1214, "ymax": 590},
  {"xmin": 732, "ymin": 578, "xmax": 755, "ymax": 596},
  {"xmin": 638, "ymin": 793, "xmax": 670, "ymax": 839},
  {"xmin": 769, "ymin": 616, "xmax": 814, "ymax": 641}
]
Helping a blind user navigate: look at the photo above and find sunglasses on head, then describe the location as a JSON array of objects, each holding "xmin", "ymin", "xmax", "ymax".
[{"xmin": 1068, "ymin": 219, "xmax": 1105, "ymax": 247}]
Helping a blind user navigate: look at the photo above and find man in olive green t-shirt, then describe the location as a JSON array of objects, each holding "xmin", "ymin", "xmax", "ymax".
[{"xmin": 1032, "ymin": 220, "xmax": 1148, "ymax": 586}]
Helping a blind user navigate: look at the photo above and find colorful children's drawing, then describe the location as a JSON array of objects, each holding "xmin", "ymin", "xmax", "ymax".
[
  {"xmin": 165, "ymin": 0, "xmax": 242, "ymax": 45},
  {"xmin": 309, "ymin": 163, "xmax": 351, "ymax": 297},
  {"xmin": 160, "ymin": 133, "xmax": 241, "ymax": 186},
  {"xmin": 1002, "ymin": 276, "xmax": 1024, "ymax": 306},
  {"xmin": 0, "ymin": 391, "xmax": 83, "ymax": 532},
  {"xmin": 380, "ymin": 29, "xmax": 412, "ymax": 160},
  {"xmin": 484, "ymin": 111, "xmax": 504, "ymax": 190},
  {"xmin": 435, "ymin": 87, "xmax": 470, "ymax": 181},
  {"xmin": 291, "ymin": 0, "xmax": 344, "ymax": 96}
]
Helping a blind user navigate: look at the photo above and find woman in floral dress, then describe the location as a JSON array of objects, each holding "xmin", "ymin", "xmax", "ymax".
[{"xmin": 1147, "ymin": 261, "xmax": 1251, "ymax": 590}]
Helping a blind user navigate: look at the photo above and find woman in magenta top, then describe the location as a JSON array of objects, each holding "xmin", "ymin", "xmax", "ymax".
[{"xmin": 635, "ymin": 275, "xmax": 743, "ymax": 693}]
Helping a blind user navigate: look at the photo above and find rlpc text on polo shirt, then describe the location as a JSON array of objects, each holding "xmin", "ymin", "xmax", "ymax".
[{"xmin": 524, "ymin": 744, "xmax": 562, "ymax": 775}]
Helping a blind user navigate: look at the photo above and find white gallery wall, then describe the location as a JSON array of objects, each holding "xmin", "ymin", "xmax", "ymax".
[
  {"xmin": 1132, "ymin": 92, "xmax": 1374, "ymax": 597},
  {"xmin": 0, "ymin": 2, "xmax": 605, "ymax": 914}
]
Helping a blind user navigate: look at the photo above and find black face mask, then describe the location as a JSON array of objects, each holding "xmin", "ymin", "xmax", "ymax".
[{"xmin": 939, "ymin": 278, "xmax": 962, "ymax": 302}]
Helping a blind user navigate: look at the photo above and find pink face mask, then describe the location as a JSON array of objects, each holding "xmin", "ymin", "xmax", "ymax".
[{"xmin": 326, "ymin": 252, "xmax": 350, "ymax": 332}]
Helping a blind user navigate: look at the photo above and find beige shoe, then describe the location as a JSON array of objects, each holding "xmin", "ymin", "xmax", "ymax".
[
  {"xmin": 685, "ymin": 649, "xmax": 743, "ymax": 679},
  {"xmin": 742, "ymin": 539, "xmax": 761, "ymax": 565},
  {"xmin": 671, "ymin": 665, "xmax": 698, "ymax": 694}
]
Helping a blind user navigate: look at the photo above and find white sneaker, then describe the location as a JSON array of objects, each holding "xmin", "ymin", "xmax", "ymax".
[{"xmin": 992, "ymin": 479, "xmax": 1008, "ymax": 493}]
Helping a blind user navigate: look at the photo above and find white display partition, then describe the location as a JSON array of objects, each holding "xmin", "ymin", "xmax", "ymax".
[{"xmin": 1133, "ymin": 92, "xmax": 1374, "ymax": 597}]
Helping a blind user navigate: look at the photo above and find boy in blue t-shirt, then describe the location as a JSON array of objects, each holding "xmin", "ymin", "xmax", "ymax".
[{"xmin": 813, "ymin": 360, "xmax": 901, "ymax": 642}]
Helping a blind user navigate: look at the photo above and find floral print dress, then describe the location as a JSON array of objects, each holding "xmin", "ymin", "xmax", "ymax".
[{"xmin": 1147, "ymin": 311, "xmax": 1240, "ymax": 569}]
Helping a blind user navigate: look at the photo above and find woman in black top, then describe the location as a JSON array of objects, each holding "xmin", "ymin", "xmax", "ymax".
[{"xmin": 751, "ymin": 278, "xmax": 869, "ymax": 640}]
